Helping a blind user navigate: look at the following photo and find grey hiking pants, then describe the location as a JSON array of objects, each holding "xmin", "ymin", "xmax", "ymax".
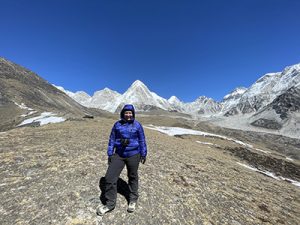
[{"xmin": 105, "ymin": 153, "xmax": 140, "ymax": 209}]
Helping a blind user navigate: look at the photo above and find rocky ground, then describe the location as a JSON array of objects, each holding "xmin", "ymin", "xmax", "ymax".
[{"xmin": 0, "ymin": 117, "xmax": 299, "ymax": 225}]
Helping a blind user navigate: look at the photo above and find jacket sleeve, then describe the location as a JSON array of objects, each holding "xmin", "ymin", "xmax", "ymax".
[
  {"xmin": 137, "ymin": 123, "xmax": 147, "ymax": 157},
  {"xmin": 107, "ymin": 123, "xmax": 117, "ymax": 156}
]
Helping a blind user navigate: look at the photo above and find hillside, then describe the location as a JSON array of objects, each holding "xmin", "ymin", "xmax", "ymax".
[
  {"xmin": 1, "ymin": 117, "xmax": 299, "ymax": 225},
  {"xmin": 0, "ymin": 57, "xmax": 103, "ymax": 131}
]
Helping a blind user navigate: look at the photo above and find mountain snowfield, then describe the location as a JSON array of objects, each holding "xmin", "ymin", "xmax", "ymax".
[
  {"xmin": 226, "ymin": 64, "xmax": 300, "ymax": 115},
  {"xmin": 54, "ymin": 80, "xmax": 224, "ymax": 114},
  {"xmin": 54, "ymin": 62, "xmax": 300, "ymax": 138},
  {"xmin": 221, "ymin": 87, "xmax": 247, "ymax": 113}
]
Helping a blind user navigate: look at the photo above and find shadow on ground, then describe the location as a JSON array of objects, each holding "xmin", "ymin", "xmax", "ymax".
[{"xmin": 99, "ymin": 177, "xmax": 130, "ymax": 205}]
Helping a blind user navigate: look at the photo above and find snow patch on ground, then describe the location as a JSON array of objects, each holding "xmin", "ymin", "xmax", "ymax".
[
  {"xmin": 21, "ymin": 111, "xmax": 38, "ymax": 117},
  {"xmin": 196, "ymin": 141, "xmax": 221, "ymax": 148},
  {"xmin": 286, "ymin": 157, "xmax": 294, "ymax": 161},
  {"xmin": 18, "ymin": 112, "xmax": 66, "ymax": 126},
  {"xmin": 145, "ymin": 125, "xmax": 297, "ymax": 187},
  {"xmin": 237, "ymin": 162, "xmax": 300, "ymax": 188},
  {"xmin": 145, "ymin": 125, "xmax": 270, "ymax": 154},
  {"xmin": 14, "ymin": 102, "xmax": 38, "ymax": 117},
  {"xmin": 145, "ymin": 125, "xmax": 215, "ymax": 136},
  {"xmin": 14, "ymin": 102, "xmax": 34, "ymax": 111}
]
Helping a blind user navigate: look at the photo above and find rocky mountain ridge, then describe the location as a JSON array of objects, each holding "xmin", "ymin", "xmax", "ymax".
[
  {"xmin": 57, "ymin": 62, "xmax": 300, "ymax": 138},
  {"xmin": 0, "ymin": 57, "xmax": 105, "ymax": 131},
  {"xmin": 227, "ymin": 64, "xmax": 300, "ymax": 116},
  {"xmin": 1, "ymin": 56, "xmax": 299, "ymax": 138},
  {"xmin": 58, "ymin": 63, "xmax": 299, "ymax": 117}
]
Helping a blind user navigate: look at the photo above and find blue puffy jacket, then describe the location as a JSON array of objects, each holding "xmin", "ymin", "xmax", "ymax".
[{"xmin": 107, "ymin": 104, "xmax": 147, "ymax": 158}]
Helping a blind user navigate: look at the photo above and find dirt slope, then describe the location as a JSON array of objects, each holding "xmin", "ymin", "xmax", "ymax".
[{"xmin": 0, "ymin": 118, "xmax": 299, "ymax": 225}]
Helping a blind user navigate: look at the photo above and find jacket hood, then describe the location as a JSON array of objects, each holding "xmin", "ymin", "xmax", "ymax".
[{"xmin": 120, "ymin": 104, "xmax": 135, "ymax": 121}]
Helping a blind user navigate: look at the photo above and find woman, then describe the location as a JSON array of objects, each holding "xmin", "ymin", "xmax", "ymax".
[{"xmin": 97, "ymin": 104, "xmax": 147, "ymax": 215}]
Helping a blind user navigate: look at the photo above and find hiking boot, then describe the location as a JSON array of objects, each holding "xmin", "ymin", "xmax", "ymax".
[
  {"xmin": 96, "ymin": 204, "xmax": 113, "ymax": 216},
  {"xmin": 127, "ymin": 202, "xmax": 136, "ymax": 213}
]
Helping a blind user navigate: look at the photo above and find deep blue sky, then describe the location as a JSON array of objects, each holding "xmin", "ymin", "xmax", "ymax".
[{"xmin": 1, "ymin": 0, "xmax": 300, "ymax": 102}]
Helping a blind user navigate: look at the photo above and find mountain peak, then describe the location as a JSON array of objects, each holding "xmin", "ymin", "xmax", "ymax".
[
  {"xmin": 195, "ymin": 96, "xmax": 210, "ymax": 102},
  {"xmin": 130, "ymin": 80, "xmax": 147, "ymax": 89},
  {"xmin": 102, "ymin": 87, "xmax": 114, "ymax": 92},
  {"xmin": 223, "ymin": 87, "xmax": 247, "ymax": 100},
  {"xmin": 168, "ymin": 96, "xmax": 182, "ymax": 104},
  {"xmin": 169, "ymin": 96, "xmax": 179, "ymax": 101},
  {"xmin": 125, "ymin": 80, "xmax": 151, "ymax": 96},
  {"xmin": 93, "ymin": 88, "xmax": 121, "ymax": 97},
  {"xmin": 124, "ymin": 80, "xmax": 152, "ymax": 99},
  {"xmin": 283, "ymin": 62, "xmax": 300, "ymax": 73}
]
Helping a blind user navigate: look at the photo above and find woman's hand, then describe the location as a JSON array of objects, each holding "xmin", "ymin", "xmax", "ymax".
[{"xmin": 140, "ymin": 156, "xmax": 146, "ymax": 164}]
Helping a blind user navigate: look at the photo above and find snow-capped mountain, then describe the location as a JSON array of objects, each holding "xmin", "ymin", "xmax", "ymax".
[
  {"xmin": 52, "ymin": 61, "xmax": 299, "ymax": 138},
  {"xmin": 54, "ymin": 85, "xmax": 76, "ymax": 98},
  {"xmin": 168, "ymin": 96, "xmax": 181, "ymax": 105},
  {"xmin": 89, "ymin": 88, "xmax": 121, "ymax": 112},
  {"xmin": 221, "ymin": 87, "xmax": 247, "ymax": 113},
  {"xmin": 53, "ymin": 85, "xmax": 92, "ymax": 107},
  {"xmin": 224, "ymin": 63, "xmax": 300, "ymax": 116},
  {"xmin": 54, "ymin": 62, "xmax": 299, "ymax": 131},
  {"xmin": 55, "ymin": 80, "xmax": 173, "ymax": 113},
  {"xmin": 250, "ymin": 83, "xmax": 300, "ymax": 130},
  {"xmin": 56, "ymin": 80, "xmax": 223, "ymax": 114},
  {"xmin": 185, "ymin": 96, "xmax": 222, "ymax": 115},
  {"xmin": 116, "ymin": 80, "xmax": 172, "ymax": 112},
  {"xmin": 168, "ymin": 96, "xmax": 185, "ymax": 112},
  {"xmin": 55, "ymin": 62, "xmax": 300, "ymax": 116},
  {"xmin": 57, "ymin": 62, "xmax": 299, "ymax": 118},
  {"xmin": 215, "ymin": 63, "xmax": 300, "ymax": 138},
  {"xmin": 223, "ymin": 87, "xmax": 248, "ymax": 101}
]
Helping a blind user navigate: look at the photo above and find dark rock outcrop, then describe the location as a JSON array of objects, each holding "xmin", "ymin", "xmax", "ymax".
[
  {"xmin": 250, "ymin": 118, "xmax": 282, "ymax": 129},
  {"xmin": 250, "ymin": 85, "xmax": 300, "ymax": 130},
  {"xmin": 271, "ymin": 85, "xmax": 300, "ymax": 119}
]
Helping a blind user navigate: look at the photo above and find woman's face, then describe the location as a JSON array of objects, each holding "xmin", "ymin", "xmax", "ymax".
[{"xmin": 124, "ymin": 111, "xmax": 133, "ymax": 121}]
